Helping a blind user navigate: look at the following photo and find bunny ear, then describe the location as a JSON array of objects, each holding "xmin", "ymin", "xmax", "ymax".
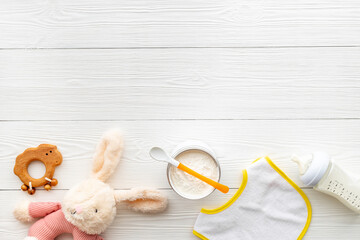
[
  {"xmin": 115, "ymin": 188, "xmax": 168, "ymax": 214},
  {"xmin": 92, "ymin": 129, "xmax": 124, "ymax": 182}
]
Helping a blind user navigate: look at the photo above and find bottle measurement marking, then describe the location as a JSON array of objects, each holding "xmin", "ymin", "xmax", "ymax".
[{"xmin": 327, "ymin": 180, "xmax": 360, "ymax": 208}]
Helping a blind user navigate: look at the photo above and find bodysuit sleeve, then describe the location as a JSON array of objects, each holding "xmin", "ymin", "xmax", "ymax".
[{"xmin": 29, "ymin": 202, "xmax": 62, "ymax": 218}]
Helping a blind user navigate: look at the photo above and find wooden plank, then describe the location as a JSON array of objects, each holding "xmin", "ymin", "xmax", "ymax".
[
  {"xmin": 1, "ymin": 189, "xmax": 359, "ymax": 239},
  {"xmin": 1, "ymin": 120, "xmax": 360, "ymax": 190},
  {"xmin": 1, "ymin": 48, "xmax": 360, "ymax": 120},
  {"xmin": 0, "ymin": 0, "xmax": 360, "ymax": 48}
]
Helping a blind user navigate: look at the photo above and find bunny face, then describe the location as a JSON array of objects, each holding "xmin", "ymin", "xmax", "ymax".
[
  {"xmin": 62, "ymin": 178, "xmax": 117, "ymax": 235},
  {"xmin": 60, "ymin": 129, "xmax": 167, "ymax": 235}
]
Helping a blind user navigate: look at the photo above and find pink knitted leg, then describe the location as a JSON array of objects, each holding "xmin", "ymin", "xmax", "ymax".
[
  {"xmin": 28, "ymin": 218, "xmax": 54, "ymax": 240},
  {"xmin": 29, "ymin": 202, "xmax": 61, "ymax": 218},
  {"xmin": 73, "ymin": 228, "xmax": 104, "ymax": 240}
]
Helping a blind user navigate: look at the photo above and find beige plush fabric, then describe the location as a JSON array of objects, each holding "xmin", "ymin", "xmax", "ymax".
[
  {"xmin": 13, "ymin": 200, "xmax": 34, "ymax": 222},
  {"xmin": 115, "ymin": 188, "xmax": 168, "ymax": 213}
]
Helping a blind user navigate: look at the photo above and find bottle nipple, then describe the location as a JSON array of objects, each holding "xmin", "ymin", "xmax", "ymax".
[
  {"xmin": 291, "ymin": 154, "xmax": 312, "ymax": 175},
  {"xmin": 292, "ymin": 152, "xmax": 330, "ymax": 187}
]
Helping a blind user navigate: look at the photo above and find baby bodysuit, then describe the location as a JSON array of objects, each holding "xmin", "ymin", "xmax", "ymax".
[
  {"xmin": 26, "ymin": 202, "xmax": 103, "ymax": 240},
  {"xmin": 193, "ymin": 157, "xmax": 312, "ymax": 240}
]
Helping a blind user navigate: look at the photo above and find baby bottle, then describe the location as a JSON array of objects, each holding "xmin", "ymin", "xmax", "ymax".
[{"xmin": 292, "ymin": 152, "xmax": 360, "ymax": 213}]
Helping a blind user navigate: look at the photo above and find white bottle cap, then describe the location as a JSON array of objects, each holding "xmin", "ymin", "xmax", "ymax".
[{"xmin": 292, "ymin": 152, "xmax": 330, "ymax": 187}]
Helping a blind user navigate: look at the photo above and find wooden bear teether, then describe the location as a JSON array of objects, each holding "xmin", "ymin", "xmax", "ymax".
[{"xmin": 14, "ymin": 144, "xmax": 62, "ymax": 195}]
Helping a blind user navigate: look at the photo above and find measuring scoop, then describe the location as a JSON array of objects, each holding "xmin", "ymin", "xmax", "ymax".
[{"xmin": 149, "ymin": 147, "xmax": 229, "ymax": 194}]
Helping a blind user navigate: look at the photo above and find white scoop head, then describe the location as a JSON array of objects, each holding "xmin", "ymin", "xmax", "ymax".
[{"xmin": 149, "ymin": 147, "xmax": 180, "ymax": 167}]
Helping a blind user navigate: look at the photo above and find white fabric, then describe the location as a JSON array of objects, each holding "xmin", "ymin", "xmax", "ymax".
[{"xmin": 194, "ymin": 158, "xmax": 311, "ymax": 240}]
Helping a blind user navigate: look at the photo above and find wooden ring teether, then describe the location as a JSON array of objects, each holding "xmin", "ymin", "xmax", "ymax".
[{"xmin": 14, "ymin": 144, "xmax": 62, "ymax": 195}]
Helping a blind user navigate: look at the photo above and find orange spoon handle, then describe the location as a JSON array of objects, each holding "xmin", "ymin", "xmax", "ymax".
[{"xmin": 177, "ymin": 163, "xmax": 229, "ymax": 194}]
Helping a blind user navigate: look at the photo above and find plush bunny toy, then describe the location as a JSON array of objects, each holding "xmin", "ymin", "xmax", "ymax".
[{"xmin": 13, "ymin": 130, "xmax": 168, "ymax": 240}]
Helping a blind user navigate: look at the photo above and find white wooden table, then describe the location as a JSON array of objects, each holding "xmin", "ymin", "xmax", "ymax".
[{"xmin": 1, "ymin": 0, "xmax": 360, "ymax": 239}]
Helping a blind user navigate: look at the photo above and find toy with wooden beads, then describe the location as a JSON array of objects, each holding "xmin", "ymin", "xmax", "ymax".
[{"xmin": 14, "ymin": 144, "xmax": 62, "ymax": 195}]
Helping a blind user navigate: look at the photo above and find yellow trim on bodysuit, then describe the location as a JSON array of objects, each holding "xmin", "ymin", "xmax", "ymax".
[
  {"xmin": 200, "ymin": 169, "xmax": 248, "ymax": 214},
  {"xmin": 264, "ymin": 157, "xmax": 312, "ymax": 240},
  {"xmin": 193, "ymin": 157, "xmax": 312, "ymax": 240},
  {"xmin": 193, "ymin": 229, "xmax": 209, "ymax": 240}
]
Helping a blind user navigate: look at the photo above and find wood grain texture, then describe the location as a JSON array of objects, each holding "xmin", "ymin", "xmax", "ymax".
[
  {"xmin": 1, "ymin": 47, "xmax": 360, "ymax": 120},
  {"xmin": 0, "ymin": 0, "xmax": 360, "ymax": 48},
  {"xmin": 1, "ymin": 0, "xmax": 360, "ymax": 238},
  {"xmin": 1, "ymin": 189, "xmax": 360, "ymax": 239},
  {"xmin": 1, "ymin": 120, "xmax": 360, "ymax": 190}
]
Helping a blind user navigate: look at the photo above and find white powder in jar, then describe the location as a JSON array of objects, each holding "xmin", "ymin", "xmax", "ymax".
[{"xmin": 169, "ymin": 149, "xmax": 219, "ymax": 199}]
